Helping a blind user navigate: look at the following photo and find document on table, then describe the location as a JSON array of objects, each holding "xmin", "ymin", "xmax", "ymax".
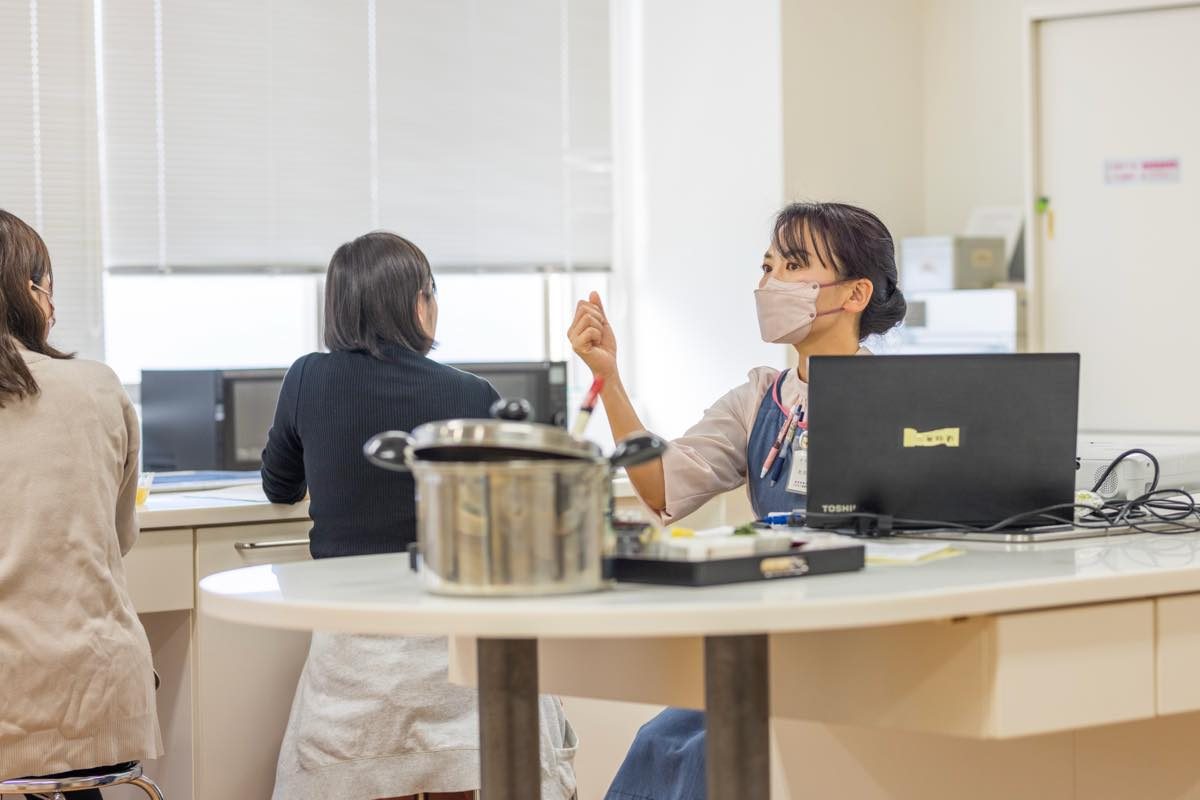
[
  {"xmin": 180, "ymin": 483, "xmax": 276, "ymax": 504},
  {"xmin": 864, "ymin": 540, "xmax": 963, "ymax": 565}
]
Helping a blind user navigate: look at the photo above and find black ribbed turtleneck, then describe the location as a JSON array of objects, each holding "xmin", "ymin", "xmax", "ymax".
[{"xmin": 261, "ymin": 346, "xmax": 499, "ymax": 559}]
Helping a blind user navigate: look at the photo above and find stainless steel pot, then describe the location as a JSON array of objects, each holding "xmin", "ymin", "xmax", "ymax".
[{"xmin": 364, "ymin": 399, "xmax": 665, "ymax": 596}]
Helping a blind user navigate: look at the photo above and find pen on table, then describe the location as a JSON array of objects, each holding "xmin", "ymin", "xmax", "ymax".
[{"xmin": 570, "ymin": 375, "xmax": 605, "ymax": 437}]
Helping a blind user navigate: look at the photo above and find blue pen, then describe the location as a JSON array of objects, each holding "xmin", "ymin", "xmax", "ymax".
[{"xmin": 768, "ymin": 445, "xmax": 788, "ymax": 486}]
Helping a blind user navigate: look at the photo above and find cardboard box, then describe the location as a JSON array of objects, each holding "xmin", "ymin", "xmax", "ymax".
[{"xmin": 900, "ymin": 236, "xmax": 1007, "ymax": 292}]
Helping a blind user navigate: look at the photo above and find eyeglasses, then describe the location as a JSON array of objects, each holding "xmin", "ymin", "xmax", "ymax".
[{"xmin": 30, "ymin": 280, "xmax": 56, "ymax": 329}]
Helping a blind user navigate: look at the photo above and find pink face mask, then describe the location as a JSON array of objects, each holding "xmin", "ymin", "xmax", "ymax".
[{"xmin": 754, "ymin": 276, "xmax": 850, "ymax": 344}]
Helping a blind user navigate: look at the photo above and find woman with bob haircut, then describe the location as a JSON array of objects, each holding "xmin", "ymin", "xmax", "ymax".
[
  {"xmin": 0, "ymin": 209, "xmax": 161, "ymax": 799},
  {"xmin": 264, "ymin": 231, "xmax": 577, "ymax": 800}
]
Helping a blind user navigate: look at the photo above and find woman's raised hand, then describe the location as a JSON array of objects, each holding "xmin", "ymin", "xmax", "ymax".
[{"xmin": 568, "ymin": 291, "xmax": 618, "ymax": 380}]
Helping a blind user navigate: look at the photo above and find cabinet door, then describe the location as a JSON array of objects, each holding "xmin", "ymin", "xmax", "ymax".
[
  {"xmin": 195, "ymin": 522, "xmax": 312, "ymax": 800},
  {"xmin": 124, "ymin": 528, "xmax": 194, "ymax": 613}
]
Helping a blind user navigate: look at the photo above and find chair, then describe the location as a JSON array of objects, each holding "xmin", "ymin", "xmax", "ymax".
[{"xmin": 0, "ymin": 761, "xmax": 163, "ymax": 799}]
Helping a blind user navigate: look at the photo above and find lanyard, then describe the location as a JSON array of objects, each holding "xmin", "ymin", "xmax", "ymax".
[
  {"xmin": 761, "ymin": 370, "xmax": 807, "ymax": 484},
  {"xmin": 771, "ymin": 369, "xmax": 805, "ymax": 420}
]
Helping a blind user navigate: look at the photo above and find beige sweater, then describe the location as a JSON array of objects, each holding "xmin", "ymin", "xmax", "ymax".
[{"xmin": 0, "ymin": 345, "xmax": 160, "ymax": 779}]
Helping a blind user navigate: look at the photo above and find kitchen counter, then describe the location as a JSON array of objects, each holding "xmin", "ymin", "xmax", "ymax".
[
  {"xmin": 137, "ymin": 484, "xmax": 310, "ymax": 531},
  {"xmin": 122, "ymin": 486, "xmax": 313, "ymax": 800}
]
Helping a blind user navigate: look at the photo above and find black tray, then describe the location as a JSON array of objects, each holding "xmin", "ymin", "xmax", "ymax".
[{"xmin": 607, "ymin": 538, "xmax": 865, "ymax": 587}]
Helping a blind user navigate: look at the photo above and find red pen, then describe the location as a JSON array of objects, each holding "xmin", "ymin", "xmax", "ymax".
[
  {"xmin": 759, "ymin": 404, "xmax": 799, "ymax": 479},
  {"xmin": 571, "ymin": 375, "xmax": 605, "ymax": 437}
]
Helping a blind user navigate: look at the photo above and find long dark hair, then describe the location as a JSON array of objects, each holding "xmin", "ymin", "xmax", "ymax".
[
  {"xmin": 772, "ymin": 202, "xmax": 908, "ymax": 339},
  {"xmin": 323, "ymin": 231, "xmax": 436, "ymax": 357},
  {"xmin": 0, "ymin": 209, "xmax": 71, "ymax": 405}
]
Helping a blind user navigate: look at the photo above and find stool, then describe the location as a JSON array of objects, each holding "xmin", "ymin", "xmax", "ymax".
[{"xmin": 0, "ymin": 761, "xmax": 163, "ymax": 799}]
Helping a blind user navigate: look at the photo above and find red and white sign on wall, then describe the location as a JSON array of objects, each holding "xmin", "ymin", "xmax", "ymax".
[{"xmin": 1104, "ymin": 157, "xmax": 1181, "ymax": 185}]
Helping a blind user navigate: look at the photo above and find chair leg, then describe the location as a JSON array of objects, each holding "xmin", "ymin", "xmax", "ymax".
[{"xmin": 128, "ymin": 775, "xmax": 165, "ymax": 800}]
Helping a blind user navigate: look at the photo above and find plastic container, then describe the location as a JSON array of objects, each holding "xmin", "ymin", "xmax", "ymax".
[{"xmin": 136, "ymin": 472, "xmax": 155, "ymax": 506}]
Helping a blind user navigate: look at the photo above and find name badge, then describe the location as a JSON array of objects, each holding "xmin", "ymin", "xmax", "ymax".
[{"xmin": 786, "ymin": 431, "xmax": 808, "ymax": 495}]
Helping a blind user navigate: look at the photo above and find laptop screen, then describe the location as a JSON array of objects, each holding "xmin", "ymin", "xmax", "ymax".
[{"xmin": 805, "ymin": 353, "xmax": 1080, "ymax": 530}]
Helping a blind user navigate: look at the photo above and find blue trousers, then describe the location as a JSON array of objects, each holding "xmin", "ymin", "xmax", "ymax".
[{"xmin": 604, "ymin": 708, "xmax": 707, "ymax": 800}]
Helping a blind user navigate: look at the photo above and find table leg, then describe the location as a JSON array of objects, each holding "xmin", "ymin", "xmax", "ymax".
[
  {"xmin": 705, "ymin": 633, "xmax": 770, "ymax": 798},
  {"xmin": 477, "ymin": 638, "xmax": 541, "ymax": 800}
]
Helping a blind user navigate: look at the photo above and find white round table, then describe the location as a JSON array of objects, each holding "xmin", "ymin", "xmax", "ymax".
[{"xmin": 198, "ymin": 533, "xmax": 1200, "ymax": 799}]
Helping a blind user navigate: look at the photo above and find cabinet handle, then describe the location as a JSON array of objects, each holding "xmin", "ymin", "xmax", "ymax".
[{"xmin": 234, "ymin": 538, "xmax": 310, "ymax": 551}]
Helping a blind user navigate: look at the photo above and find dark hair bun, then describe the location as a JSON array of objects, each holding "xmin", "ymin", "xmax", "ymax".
[{"xmin": 861, "ymin": 275, "xmax": 907, "ymax": 337}]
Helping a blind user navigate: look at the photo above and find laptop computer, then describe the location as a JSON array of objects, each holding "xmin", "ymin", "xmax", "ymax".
[{"xmin": 804, "ymin": 353, "xmax": 1080, "ymax": 534}]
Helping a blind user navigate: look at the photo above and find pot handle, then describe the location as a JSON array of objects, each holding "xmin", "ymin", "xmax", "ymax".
[
  {"xmin": 363, "ymin": 431, "xmax": 415, "ymax": 472},
  {"xmin": 610, "ymin": 432, "xmax": 667, "ymax": 470},
  {"xmin": 490, "ymin": 397, "xmax": 533, "ymax": 421}
]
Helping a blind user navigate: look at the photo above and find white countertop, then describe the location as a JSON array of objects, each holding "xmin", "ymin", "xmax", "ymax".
[
  {"xmin": 136, "ymin": 478, "xmax": 625, "ymax": 532},
  {"xmin": 138, "ymin": 484, "xmax": 310, "ymax": 530},
  {"xmin": 199, "ymin": 530, "xmax": 1200, "ymax": 639}
]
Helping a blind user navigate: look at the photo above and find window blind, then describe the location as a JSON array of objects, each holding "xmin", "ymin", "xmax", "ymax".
[
  {"xmin": 0, "ymin": 0, "xmax": 105, "ymax": 359},
  {"xmin": 98, "ymin": 0, "xmax": 611, "ymax": 272},
  {"xmin": 99, "ymin": 0, "xmax": 373, "ymax": 269},
  {"xmin": 375, "ymin": 0, "xmax": 611, "ymax": 268}
]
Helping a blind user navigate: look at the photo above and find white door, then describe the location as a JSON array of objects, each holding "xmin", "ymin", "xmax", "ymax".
[{"xmin": 1036, "ymin": 5, "xmax": 1200, "ymax": 433}]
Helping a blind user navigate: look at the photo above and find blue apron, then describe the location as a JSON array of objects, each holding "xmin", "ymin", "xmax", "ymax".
[
  {"xmin": 746, "ymin": 369, "xmax": 807, "ymax": 519},
  {"xmin": 605, "ymin": 370, "xmax": 803, "ymax": 800}
]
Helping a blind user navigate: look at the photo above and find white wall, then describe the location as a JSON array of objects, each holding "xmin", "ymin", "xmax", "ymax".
[
  {"xmin": 612, "ymin": 0, "xmax": 785, "ymax": 437},
  {"xmin": 919, "ymin": 0, "xmax": 1091, "ymax": 234},
  {"xmin": 920, "ymin": 0, "xmax": 1024, "ymax": 234},
  {"xmin": 782, "ymin": 0, "xmax": 926, "ymax": 241},
  {"xmin": 778, "ymin": 0, "xmax": 1080, "ymax": 241}
]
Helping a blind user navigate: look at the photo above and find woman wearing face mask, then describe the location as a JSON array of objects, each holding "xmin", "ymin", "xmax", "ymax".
[
  {"xmin": 264, "ymin": 231, "xmax": 577, "ymax": 800},
  {"xmin": 0, "ymin": 209, "xmax": 161, "ymax": 798},
  {"xmin": 567, "ymin": 201, "xmax": 907, "ymax": 799}
]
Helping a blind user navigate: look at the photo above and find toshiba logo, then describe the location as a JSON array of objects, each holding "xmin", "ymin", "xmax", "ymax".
[{"xmin": 821, "ymin": 504, "xmax": 857, "ymax": 514}]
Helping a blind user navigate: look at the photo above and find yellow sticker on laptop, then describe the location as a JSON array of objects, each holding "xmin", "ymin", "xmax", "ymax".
[{"xmin": 902, "ymin": 427, "xmax": 961, "ymax": 448}]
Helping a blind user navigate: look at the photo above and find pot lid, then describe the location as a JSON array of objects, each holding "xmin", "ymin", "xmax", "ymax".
[{"xmin": 407, "ymin": 418, "xmax": 601, "ymax": 462}]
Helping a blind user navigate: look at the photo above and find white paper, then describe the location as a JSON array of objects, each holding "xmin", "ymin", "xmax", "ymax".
[
  {"xmin": 180, "ymin": 483, "xmax": 272, "ymax": 503},
  {"xmin": 864, "ymin": 540, "xmax": 958, "ymax": 564}
]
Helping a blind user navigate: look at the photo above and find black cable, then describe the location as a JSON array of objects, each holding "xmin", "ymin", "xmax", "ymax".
[
  {"xmin": 1087, "ymin": 487, "xmax": 1200, "ymax": 535},
  {"xmin": 980, "ymin": 503, "xmax": 1097, "ymax": 532},
  {"xmin": 1089, "ymin": 448, "xmax": 1160, "ymax": 495},
  {"xmin": 814, "ymin": 447, "xmax": 1200, "ymax": 538},
  {"xmin": 808, "ymin": 503, "xmax": 1096, "ymax": 536}
]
